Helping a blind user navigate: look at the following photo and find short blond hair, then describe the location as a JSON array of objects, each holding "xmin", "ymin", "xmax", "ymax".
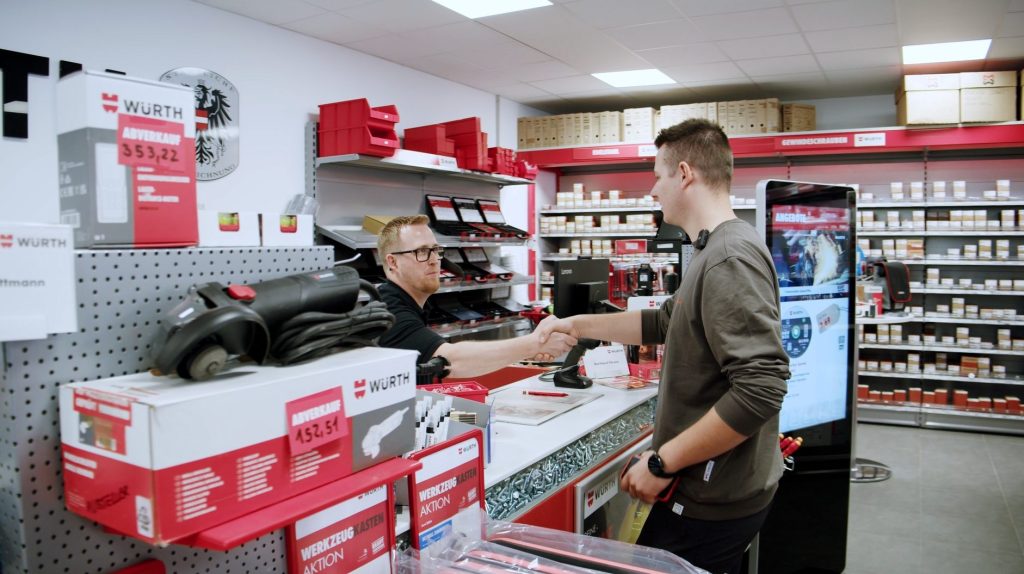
[{"xmin": 377, "ymin": 214, "xmax": 430, "ymax": 255}]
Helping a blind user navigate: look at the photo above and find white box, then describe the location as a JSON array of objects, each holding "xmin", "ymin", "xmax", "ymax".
[
  {"xmin": 261, "ymin": 214, "xmax": 314, "ymax": 246},
  {"xmin": 57, "ymin": 70, "xmax": 198, "ymax": 248},
  {"xmin": 60, "ymin": 348, "xmax": 417, "ymax": 545},
  {"xmin": 622, "ymin": 107, "xmax": 656, "ymax": 143},
  {"xmin": 198, "ymin": 211, "xmax": 261, "ymax": 247}
]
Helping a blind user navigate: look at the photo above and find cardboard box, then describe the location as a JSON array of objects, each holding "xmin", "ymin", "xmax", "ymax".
[
  {"xmin": 623, "ymin": 107, "xmax": 655, "ymax": 143},
  {"xmin": 262, "ymin": 213, "xmax": 314, "ymax": 246},
  {"xmin": 961, "ymin": 86, "xmax": 1016, "ymax": 123},
  {"xmin": 60, "ymin": 347, "xmax": 417, "ymax": 545},
  {"xmin": 363, "ymin": 215, "xmax": 396, "ymax": 235},
  {"xmin": 897, "ymin": 89, "xmax": 960, "ymax": 125},
  {"xmin": 198, "ymin": 211, "xmax": 261, "ymax": 247},
  {"xmin": 57, "ymin": 70, "xmax": 198, "ymax": 248},
  {"xmin": 961, "ymin": 71, "xmax": 1017, "ymax": 89},
  {"xmin": 781, "ymin": 103, "xmax": 816, "ymax": 132}
]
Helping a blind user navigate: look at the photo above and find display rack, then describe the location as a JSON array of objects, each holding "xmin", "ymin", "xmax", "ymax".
[
  {"xmin": 306, "ymin": 121, "xmax": 534, "ymax": 343},
  {"xmin": 0, "ymin": 247, "xmax": 334, "ymax": 574}
]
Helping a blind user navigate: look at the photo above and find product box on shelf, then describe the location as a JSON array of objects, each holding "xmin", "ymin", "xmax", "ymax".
[
  {"xmin": 260, "ymin": 213, "xmax": 313, "ymax": 246},
  {"xmin": 59, "ymin": 347, "xmax": 417, "ymax": 545},
  {"xmin": 959, "ymin": 71, "xmax": 1018, "ymax": 123},
  {"xmin": 198, "ymin": 211, "xmax": 261, "ymax": 247},
  {"xmin": 897, "ymin": 74, "xmax": 960, "ymax": 125},
  {"xmin": 286, "ymin": 484, "xmax": 396, "ymax": 574},
  {"xmin": 622, "ymin": 107, "xmax": 655, "ymax": 143},
  {"xmin": 57, "ymin": 70, "xmax": 198, "ymax": 248},
  {"xmin": 781, "ymin": 103, "xmax": 815, "ymax": 132}
]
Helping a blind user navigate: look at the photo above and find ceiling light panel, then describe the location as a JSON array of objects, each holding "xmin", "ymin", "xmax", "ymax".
[
  {"xmin": 902, "ymin": 39, "xmax": 991, "ymax": 64},
  {"xmin": 592, "ymin": 69, "xmax": 676, "ymax": 87},
  {"xmin": 431, "ymin": 0, "xmax": 552, "ymax": 19}
]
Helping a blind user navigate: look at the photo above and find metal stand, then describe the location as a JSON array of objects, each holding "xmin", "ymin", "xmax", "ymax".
[{"xmin": 851, "ymin": 458, "xmax": 892, "ymax": 482}]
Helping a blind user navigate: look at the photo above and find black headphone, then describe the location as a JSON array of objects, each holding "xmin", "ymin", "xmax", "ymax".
[{"xmin": 694, "ymin": 229, "xmax": 710, "ymax": 249}]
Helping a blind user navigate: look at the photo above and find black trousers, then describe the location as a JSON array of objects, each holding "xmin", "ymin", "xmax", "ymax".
[{"xmin": 636, "ymin": 501, "xmax": 772, "ymax": 574}]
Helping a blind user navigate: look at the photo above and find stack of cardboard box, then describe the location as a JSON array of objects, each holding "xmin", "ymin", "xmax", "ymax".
[{"xmin": 897, "ymin": 71, "xmax": 1018, "ymax": 125}]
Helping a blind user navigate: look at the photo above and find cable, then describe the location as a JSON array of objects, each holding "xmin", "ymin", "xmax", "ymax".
[{"xmin": 271, "ymin": 280, "xmax": 396, "ymax": 365}]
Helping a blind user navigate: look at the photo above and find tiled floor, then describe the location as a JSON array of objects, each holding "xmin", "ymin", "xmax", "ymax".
[{"xmin": 845, "ymin": 422, "xmax": 1024, "ymax": 574}]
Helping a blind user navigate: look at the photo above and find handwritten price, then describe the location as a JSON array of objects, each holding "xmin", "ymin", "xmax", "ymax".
[
  {"xmin": 293, "ymin": 415, "xmax": 340, "ymax": 445},
  {"xmin": 121, "ymin": 143, "xmax": 179, "ymax": 165}
]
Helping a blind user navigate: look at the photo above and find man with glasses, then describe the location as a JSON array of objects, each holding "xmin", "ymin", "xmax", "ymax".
[{"xmin": 376, "ymin": 215, "xmax": 577, "ymax": 377}]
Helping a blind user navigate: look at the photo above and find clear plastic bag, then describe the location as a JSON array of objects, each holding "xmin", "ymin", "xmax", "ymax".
[{"xmin": 394, "ymin": 535, "xmax": 605, "ymax": 574}]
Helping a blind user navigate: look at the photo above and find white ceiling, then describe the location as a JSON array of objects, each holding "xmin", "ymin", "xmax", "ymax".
[{"xmin": 195, "ymin": 0, "xmax": 1024, "ymax": 113}]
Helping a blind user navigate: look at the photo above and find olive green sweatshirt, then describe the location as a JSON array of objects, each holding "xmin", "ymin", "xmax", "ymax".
[{"xmin": 642, "ymin": 218, "xmax": 790, "ymax": 520}]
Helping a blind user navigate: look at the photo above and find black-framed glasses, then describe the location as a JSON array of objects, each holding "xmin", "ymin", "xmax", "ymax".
[{"xmin": 390, "ymin": 245, "xmax": 444, "ymax": 262}]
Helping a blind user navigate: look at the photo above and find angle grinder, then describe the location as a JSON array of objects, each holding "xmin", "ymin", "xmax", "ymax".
[{"xmin": 153, "ymin": 266, "xmax": 394, "ymax": 380}]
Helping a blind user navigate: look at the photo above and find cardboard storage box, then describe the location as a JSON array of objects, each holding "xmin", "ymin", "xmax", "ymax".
[
  {"xmin": 961, "ymin": 71, "xmax": 1017, "ymax": 122},
  {"xmin": 60, "ymin": 347, "xmax": 417, "ymax": 545},
  {"xmin": 57, "ymin": 70, "xmax": 198, "ymax": 248},
  {"xmin": 198, "ymin": 211, "xmax": 261, "ymax": 247},
  {"xmin": 622, "ymin": 107, "xmax": 655, "ymax": 143},
  {"xmin": 782, "ymin": 103, "xmax": 816, "ymax": 132},
  {"xmin": 897, "ymin": 74, "xmax": 960, "ymax": 125},
  {"xmin": 261, "ymin": 213, "xmax": 314, "ymax": 246}
]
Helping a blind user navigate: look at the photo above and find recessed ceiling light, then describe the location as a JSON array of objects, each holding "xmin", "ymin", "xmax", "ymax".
[
  {"xmin": 592, "ymin": 69, "xmax": 676, "ymax": 88},
  {"xmin": 902, "ymin": 39, "xmax": 992, "ymax": 65},
  {"xmin": 431, "ymin": 0, "xmax": 552, "ymax": 19}
]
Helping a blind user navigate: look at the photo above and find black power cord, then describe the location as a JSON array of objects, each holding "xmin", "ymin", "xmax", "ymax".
[{"xmin": 271, "ymin": 280, "xmax": 396, "ymax": 365}]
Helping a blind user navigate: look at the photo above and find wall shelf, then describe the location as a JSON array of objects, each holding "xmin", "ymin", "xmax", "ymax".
[
  {"xmin": 538, "ymin": 232, "xmax": 656, "ymax": 238},
  {"xmin": 859, "ymin": 343, "xmax": 1024, "ymax": 356},
  {"xmin": 317, "ymin": 149, "xmax": 533, "ymax": 186},
  {"xmin": 858, "ymin": 370, "xmax": 1024, "ymax": 386},
  {"xmin": 317, "ymin": 225, "xmax": 527, "ymax": 250},
  {"xmin": 857, "ymin": 229, "xmax": 1024, "ymax": 236},
  {"xmin": 915, "ymin": 288, "xmax": 1024, "ymax": 296},
  {"xmin": 858, "ymin": 402, "xmax": 1024, "ymax": 435},
  {"xmin": 903, "ymin": 258, "xmax": 1024, "ymax": 266},
  {"xmin": 434, "ymin": 316, "xmax": 531, "ymax": 339},
  {"xmin": 860, "ymin": 199, "xmax": 1024, "ymax": 208},
  {"xmin": 434, "ymin": 274, "xmax": 533, "ymax": 294}
]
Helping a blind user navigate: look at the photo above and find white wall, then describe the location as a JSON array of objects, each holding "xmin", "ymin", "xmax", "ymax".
[
  {"xmin": 0, "ymin": 0, "xmax": 542, "ymax": 224},
  {"xmin": 793, "ymin": 94, "xmax": 898, "ymax": 130}
]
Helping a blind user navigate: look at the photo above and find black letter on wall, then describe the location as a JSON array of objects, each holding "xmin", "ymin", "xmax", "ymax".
[{"xmin": 0, "ymin": 49, "xmax": 50, "ymax": 139}]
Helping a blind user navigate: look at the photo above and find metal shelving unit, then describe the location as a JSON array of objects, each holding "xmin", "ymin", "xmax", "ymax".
[
  {"xmin": 858, "ymin": 402, "xmax": 1024, "ymax": 435},
  {"xmin": 435, "ymin": 316, "xmax": 532, "ymax": 339},
  {"xmin": 858, "ymin": 229, "xmax": 1024, "ymax": 236},
  {"xmin": 317, "ymin": 225, "xmax": 527, "ymax": 250},
  {"xmin": 859, "ymin": 342, "xmax": 1024, "ymax": 356},
  {"xmin": 435, "ymin": 274, "xmax": 533, "ymax": 294},
  {"xmin": 538, "ymin": 231, "xmax": 657, "ymax": 238},
  {"xmin": 916, "ymin": 287, "xmax": 1024, "ymax": 296},
  {"xmin": 316, "ymin": 150, "xmax": 532, "ymax": 187},
  {"xmin": 859, "ymin": 370, "xmax": 1024, "ymax": 386},
  {"xmin": 903, "ymin": 258, "xmax": 1024, "ymax": 266},
  {"xmin": 539, "ymin": 204, "xmax": 755, "ymax": 214},
  {"xmin": 860, "ymin": 199, "xmax": 1024, "ymax": 208}
]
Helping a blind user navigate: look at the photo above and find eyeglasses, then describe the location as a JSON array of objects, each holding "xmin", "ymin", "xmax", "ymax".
[{"xmin": 390, "ymin": 245, "xmax": 445, "ymax": 262}]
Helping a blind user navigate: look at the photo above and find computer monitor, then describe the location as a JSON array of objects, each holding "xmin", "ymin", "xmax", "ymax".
[{"xmin": 552, "ymin": 259, "xmax": 610, "ymax": 318}]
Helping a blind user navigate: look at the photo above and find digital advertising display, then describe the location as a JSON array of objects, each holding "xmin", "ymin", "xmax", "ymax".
[{"xmin": 764, "ymin": 191, "xmax": 854, "ymax": 434}]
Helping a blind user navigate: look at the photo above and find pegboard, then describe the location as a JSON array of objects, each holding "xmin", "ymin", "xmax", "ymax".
[{"xmin": 1, "ymin": 246, "xmax": 333, "ymax": 574}]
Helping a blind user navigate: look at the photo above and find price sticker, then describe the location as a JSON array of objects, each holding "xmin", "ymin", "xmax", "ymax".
[
  {"xmin": 117, "ymin": 114, "xmax": 188, "ymax": 173},
  {"xmin": 285, "ymin": 388, "xmax": 349, "ymax": 455},
  {"xmin": 437, "ymin": 156, "xmax": 459, "ymax": 169}
]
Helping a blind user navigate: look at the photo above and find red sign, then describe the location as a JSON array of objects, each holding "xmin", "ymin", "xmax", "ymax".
[
  {"xmin": 117, "ymin": 114, "xmax": 188, "ymax": 173},
  {"xmin": 292, "ymin": 501, "xmax": 390, "ymax": 574},
  {"xmin": 415, "ymin": 459, "xmax": 479, "ymax": 530},
  {"xmin": 286, "ymin": 388, "xmax": 349, "ymax": 455}
]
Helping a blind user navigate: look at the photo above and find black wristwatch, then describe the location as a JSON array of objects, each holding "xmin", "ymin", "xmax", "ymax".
[{"xmin": 647, "ymin": 451, "xmax": 675, "ymax": 478}]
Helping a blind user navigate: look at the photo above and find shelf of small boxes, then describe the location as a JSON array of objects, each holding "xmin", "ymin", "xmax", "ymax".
[
  {"xmin": 857, "ymin": 385, "xmax": 1024, "ymax": 417},
  {"xmin": 859, "ymin": 321, "xmax": 1024, "ymax": 356},
  {"xmin": 857, "ymin": 235, "xmax": 1024, "ymax": 266},
  {"xmin": 857, "ymin": 179, "xmax": 1018, "ymax": 205},
  {"xmin": 913, "ymin": 268, "xmax": 1024, "ymax": 296}
]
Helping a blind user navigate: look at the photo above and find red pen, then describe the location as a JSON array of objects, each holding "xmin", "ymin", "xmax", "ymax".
[{"xmin": 522, "ymin": 390, "xmax": 569, "ymax": 397}]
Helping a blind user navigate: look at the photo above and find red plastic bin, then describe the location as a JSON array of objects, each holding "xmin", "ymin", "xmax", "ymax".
[
  {"xmin": 514, "ymin": 159, "xmax": 538, "ymax": 180},
  {"xmin": 418, "ymin": 381, "xmax": 489, "ymax": 403},
  {"xmin": 404, "ymin": 125, "xmax": 456, "ymax": 156},
  {"xmin": 440, "ymin": 117, "xmax": 481, "ymax": 135},
  {"xmin": 319, "ymin": 126, "xmax": 398, "ymax": 158},
  {"xmin": 318, "ymin": 98, "xmax": 399, "ymax": 131},
  {"xmin": 488, "ymin": 146, "xmax": 516, "ymax": 175}
]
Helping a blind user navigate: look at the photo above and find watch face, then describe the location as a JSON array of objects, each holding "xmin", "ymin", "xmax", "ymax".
[{"xmin": 647, "ymin": 453, "xmax": 667, "ymax": 477}]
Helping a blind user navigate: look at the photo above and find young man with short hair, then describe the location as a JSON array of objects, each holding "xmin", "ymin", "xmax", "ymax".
[
  {"xmin": 377, "ymin": 214, "xmax": 576, "ymax": 377},
  {"xmin": 536, "ymin": 119, "xmax": 790, "ymax": 574}
]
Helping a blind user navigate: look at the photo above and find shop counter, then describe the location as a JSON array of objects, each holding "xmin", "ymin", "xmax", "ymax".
[{"xmin": 482, "ymin": 376, "xmax": 657, "ymax": 525}]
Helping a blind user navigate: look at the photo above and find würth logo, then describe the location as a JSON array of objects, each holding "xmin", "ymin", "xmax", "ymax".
[
  {"xmin": 101, "ymin": 93, "xmax": 118, "ymax": 113},
  {"xmin": 0, "ymin": 236, "xmax": 68, "ymax": 249},
  {"xmin": 354, "ymin": 379, "xmax": 366, "ymax": 399},
  {"xmin": 0, "ymin": 235, "xmax": 12, "ymax": 249}
]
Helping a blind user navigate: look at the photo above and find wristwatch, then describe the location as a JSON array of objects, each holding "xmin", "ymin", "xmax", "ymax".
[{"xmin": 647, "ymin": 451, "xmax": 675, "ymax": 478}]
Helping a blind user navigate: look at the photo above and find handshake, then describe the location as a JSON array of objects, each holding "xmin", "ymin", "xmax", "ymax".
[{"xmin": 528, "ymin": 315, "xmax": 582, "ymax": 362}]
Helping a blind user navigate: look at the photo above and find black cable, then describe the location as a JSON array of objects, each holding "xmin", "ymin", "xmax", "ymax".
[{"xmin": 271, "ymin": 281, "xmax": 396, "ymax": 365}]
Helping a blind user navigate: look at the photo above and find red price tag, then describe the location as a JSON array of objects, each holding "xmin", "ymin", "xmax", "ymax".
[
  {"xmin": 117, "ymin": 114, "xmax": 188, "ymax": 173},
  {"xmin": 286, "ymin": 388, "xmax": 349, "ymax": 455}
]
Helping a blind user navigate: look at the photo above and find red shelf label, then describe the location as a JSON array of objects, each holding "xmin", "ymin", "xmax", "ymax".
[
  {"xmin": 117, "ymin": 114, "xmax": 188, "ymax": 173},
  {"xmin": 286, "ymin": 388, "xmax": 349, "ymax": 455}
]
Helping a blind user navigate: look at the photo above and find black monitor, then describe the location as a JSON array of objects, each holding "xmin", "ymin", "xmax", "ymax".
[
  {"xmin": 552, "ymin": 259, "xmax": 610, "ymax": 318},
  {"xmin": 756, "ymin": 179, "xmax": 855, "ymax": 574}
]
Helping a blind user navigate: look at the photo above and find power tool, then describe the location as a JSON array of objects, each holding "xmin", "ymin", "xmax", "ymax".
[{"xmin": 153, "ymin": 266, "xmax": 394, "ymax": 380}]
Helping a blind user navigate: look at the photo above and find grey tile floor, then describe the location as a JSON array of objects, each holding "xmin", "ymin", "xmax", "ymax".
[{"xmin": 845, "ymin": 422, "xmax": 1024, "ymax": 574}]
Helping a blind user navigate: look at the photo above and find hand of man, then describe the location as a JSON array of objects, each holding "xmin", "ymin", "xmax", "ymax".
[
  {"xmin": 535, "ymin": 330, "xmax": 577, "ymax": 359},
  {"xmin": 535, "ymin": 314, "xmax": 580, "ymax": 344},
  {"xmin": 619, "ymin": 451, "xmax": 673, "ymax": 505}
]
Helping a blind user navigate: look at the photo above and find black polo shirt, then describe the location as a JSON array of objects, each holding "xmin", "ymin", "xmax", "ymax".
[{"xmin": 378, "ymin": 281, "xmax": 445, "ymax": 362}]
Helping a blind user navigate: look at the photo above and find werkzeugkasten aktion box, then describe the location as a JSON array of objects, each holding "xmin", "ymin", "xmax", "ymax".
[
  {"xmin": 59, "ymin": 347, "xmax": 416, "ymax": 545},
  {"xmin": 57, "ymin": 69, "xmax": 198, "ymax": 247}
]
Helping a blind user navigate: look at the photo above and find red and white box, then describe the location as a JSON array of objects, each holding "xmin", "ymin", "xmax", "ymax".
[
  {"xmin": 287, "ymin": 484, "xmax": 395, "ymax": 574},
  {"xmin": 404, "ymin": 430, "xmax": 485, "ymax": 549},
  {"xmin": 57, "ymin": 70, "xmax": 197, "ymax": 248},
  {"xmin": 198, "ymin": 211, "xmax": 261, "ymax": 247},
  {"xmin": 59, "ymin": 347, "xmax": 416, "ymax": 545}
]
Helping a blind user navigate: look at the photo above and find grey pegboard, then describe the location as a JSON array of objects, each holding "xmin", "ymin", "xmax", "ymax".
[{"xmin": 1, "ymin": 246, "xmax": 333, "ymax": 574}]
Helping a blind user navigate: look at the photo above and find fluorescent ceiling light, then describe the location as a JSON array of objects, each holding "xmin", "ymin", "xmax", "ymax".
[
  {"xmin": 431, "ymin": 0, "xmax": 552, "ymax": 19},
  {"xmin": 592, "ymin": 69, "xmax": 676, "ymax": 88},
  {"xmin": 902, "ymin": 39, "xmax": 991, "ymax": 64}
]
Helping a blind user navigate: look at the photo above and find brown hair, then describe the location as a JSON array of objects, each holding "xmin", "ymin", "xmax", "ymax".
[
  {"xmin": 377, "ymin": 214, "xmax": 430, "ymax": 255},
  {"xmin": 654, "ymin": 118, "xmax": 733, "ymax": 191}
]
